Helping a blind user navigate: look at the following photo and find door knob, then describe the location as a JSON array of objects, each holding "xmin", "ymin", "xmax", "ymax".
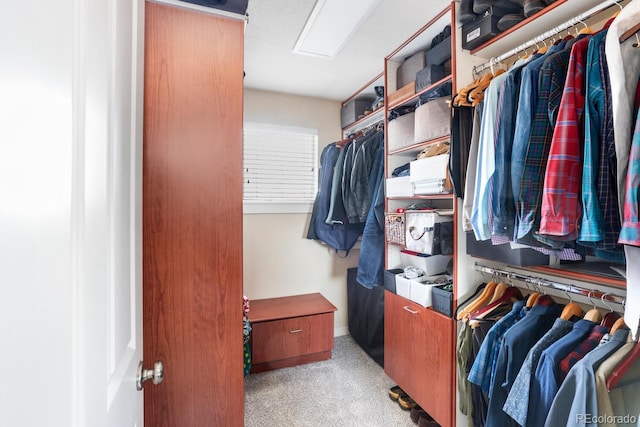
[{"xmin": 136, "ymin": 361, "xmax": 164, "ymax": 391}]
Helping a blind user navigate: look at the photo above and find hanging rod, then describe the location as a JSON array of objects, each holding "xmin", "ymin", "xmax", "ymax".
[
  {"xmin": 472, "ymin": 0, "xmax": 625, "ymax": 75},
  {"xmin": 474, "ymin": 263, "xmax": 626, "ymax": 306}
]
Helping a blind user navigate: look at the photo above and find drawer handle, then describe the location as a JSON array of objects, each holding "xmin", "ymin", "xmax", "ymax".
[
  {"xmin": 403, "ymin": 306, "xmax": 419, "ymax": 314},
  {"xmin": 289, "ymin": 329, "xmax": 303, "ymax": 334}
]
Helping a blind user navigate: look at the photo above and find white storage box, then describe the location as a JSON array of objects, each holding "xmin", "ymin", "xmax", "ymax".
[
  {"xmin": 395, "ymin": 273, "xmax": 430, "ymax": 301},
  {"xmin": 404, "ymin": 211, "xmax": 454, "ymax": 255},
  {"xmin": 412, "ymin": 179, "xmax": 450, "ymax": 195},
  {"xmin": 400, "ymin": 251, "xmax": 451, "ymax": 275},
  {"xmin": 388, "ymin": 112, "xmax": 415, "ymax": 151},
  {"xmin": 410, "ymin": 275, "xmax": 449, "ymax": 307},
  {"xmin": 395, "ymin": 274, "xmax": 412, "ymax": 299},
  {"xmin": 410, "ymin": 154, "xmax": 450, "ymax": 183},
  {"xmin": 385, "ymin": 176, "xmax": 413, "ymax": 197},
  {"xmin": 414, "ymin": 96, "xmax": 451, "ymax": 143}
]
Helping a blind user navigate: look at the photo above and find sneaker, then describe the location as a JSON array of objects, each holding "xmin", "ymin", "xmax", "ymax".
[{"xmin": 398, "ymin": 394, "xmax": 417, "ymax": 410}]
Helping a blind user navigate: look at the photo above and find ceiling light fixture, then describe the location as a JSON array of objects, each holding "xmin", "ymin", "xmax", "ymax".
[{"xmin": 292, "ymin": 0, "xmax": 382, "ymax": 58}]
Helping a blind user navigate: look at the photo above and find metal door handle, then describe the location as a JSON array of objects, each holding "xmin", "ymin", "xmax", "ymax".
[
  {"xmin": 403, "ymin": 306, "xmax": 419, "ymax": 314},
  {"xmin": 136, "ymin": 361, "xmax": 164, "ymax": 391}
]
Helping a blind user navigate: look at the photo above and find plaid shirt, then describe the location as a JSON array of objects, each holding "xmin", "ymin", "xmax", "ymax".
[
  {"xmin": 579, "ymin": 30, "xmax": 623, "ymax": 251},
  {"xmin": 558, "ymin": 324, "xmax": 609, "ymax": 382},
  {"xmin": 517, "ymin": 45, "xmax": 572, "ymax": 243},
  {"xmin": 539, "ymin": 37, "xmax": 591, "ymax": 240},
  {"xmin": 619, "ymin": 104, "xmax": 640, "ymax": 245}
]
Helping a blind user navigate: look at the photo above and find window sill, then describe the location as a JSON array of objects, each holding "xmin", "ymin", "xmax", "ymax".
[{"xmin": 243, "ymin": 202, "xmax": 313, "ymax": 214}]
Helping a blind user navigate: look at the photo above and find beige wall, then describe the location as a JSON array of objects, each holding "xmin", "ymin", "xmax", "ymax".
[{"xmin": 243, "ymin": 88, "xmax": 359, "ymax": 335}]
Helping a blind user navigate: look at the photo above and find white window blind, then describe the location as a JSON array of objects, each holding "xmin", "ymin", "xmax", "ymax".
[{"xmin": 243, "ymin": 123, "xmax": 318, "ymax": 214}]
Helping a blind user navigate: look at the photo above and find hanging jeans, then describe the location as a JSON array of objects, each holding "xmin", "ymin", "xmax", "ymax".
[{"xmin": 356, "ymin": 144, "xmax": 385, "ymax": 288}]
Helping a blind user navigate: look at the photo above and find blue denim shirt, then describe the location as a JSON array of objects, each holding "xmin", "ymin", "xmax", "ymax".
[
  {"xmin": 527, "ymin": 319, "xmax": 597, "ymax": 427},
  {"xmin": 492, "ymin": 60, "xmax": 528, "ymax": 238},
  {"xmin": 543, "ymin": 329, "xmax": 629, "ymax": 427},
  {"xmin": 485, "ymin": 303, "xmax": 563, "ymax": 427}
]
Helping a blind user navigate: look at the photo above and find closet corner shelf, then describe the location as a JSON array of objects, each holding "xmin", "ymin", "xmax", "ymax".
[
  {"xmin": 469, "ymin": 0, "xmax": 568, "ymax": 56},
  {"xmin": 388, "ymin": 194, "xmax": 454, "ymax": 201},
  {"xmin": 388, "ymin": 135, "xmax": 451, "ymax": 156},
  {"xmin": 525, "ymin": 265, "xmax": 627, "ymax": 290},
  {"xmin": 343, "ymin": 108, "xmax": 384, "ymax": 134},
  {"xmin": 387, "ymin": 75, "xmax": 453, "ymax": 111}
]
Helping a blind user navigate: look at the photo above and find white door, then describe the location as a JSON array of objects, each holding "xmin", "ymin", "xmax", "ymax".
[
  {"xmin": 0, "ymin": 0, "xmax": 145, "ymax": 426},
  {"xmin": 81, "ymin": 0, "xmax": 147, "ymax": 425}
]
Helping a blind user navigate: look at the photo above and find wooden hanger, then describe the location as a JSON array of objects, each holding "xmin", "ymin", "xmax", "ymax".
[
  {"xmin": 583, "ymin": 292, "xmax": 603, "ymax": 323},
  {"xmin": 560, "ymin": 288, "xmax": 583, "ymax": 320},
  {"xmin": 620, "ymin": 25, "xmax": 640, "ymax": 43},
  {"xmin": 526, "ymin": 292, "xmax": 541, "ymax": 308},
  {"xmin": 606, "ymin": 323, "xmax": 640, "ymax": 391},
  {"xmin": 469, "ymin": 286, "xmax": 524, "ymax": 324},
  {"xmin": 610, "ymin": 317, "xmax": 628, "ymax": 335},
  {"xmin": 457, "ymin": 280, "xmax": 497, "ymax": 321},
  {"xmin": 489, "ymin": 282, "xmax": 508, "ymax": 304},
  {"xmin": 535, "ymin": 294, "xmax": 556, "ymax": 306},
  {"xmin": 600, "ymin": 293, "xmax": 621, "ymax": 329}
]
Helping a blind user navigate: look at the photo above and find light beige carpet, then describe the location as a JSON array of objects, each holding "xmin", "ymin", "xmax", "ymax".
[{"xmin": 244, "ymin": 334, "xmax": 417, "ymax": 427}]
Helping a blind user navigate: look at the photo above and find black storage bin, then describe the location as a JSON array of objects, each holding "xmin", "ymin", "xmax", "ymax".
[
  {"xmin": 462, "ymin": 9, "xmax": 502, "ymax": 51},
  {"xmin": 415, "ymin": 64, "xmax": 446, "ymax": 92},
  {"xmin": 341, "ymin": 98, "xmax": 374, "ymax": 128},
  {"xmin": 179, "ymin": 0, "xmax": 248, "ymax": 15},
  {"xmin": 383, "ymin": 268, "xmax": 404, "ymax": 293},
  {"xmin": 432, "ymin": 284, "xmax": 453, "ymax": 317},
  {"xmin": 347, "ymin": 268, "xmax": 385, "ymax": 367},
  {"xmin": 427, "ymin": 36, "xmax": 452, "ymax": 66},
  {"xmin": 466, "ymin": 232, "xmax": 550, "ymax": 266}
]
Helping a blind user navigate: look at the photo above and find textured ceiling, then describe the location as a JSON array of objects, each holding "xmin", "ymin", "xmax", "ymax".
[{"xmin": 243, "ymin": 0, "xmax": 452, "ymax": 101}]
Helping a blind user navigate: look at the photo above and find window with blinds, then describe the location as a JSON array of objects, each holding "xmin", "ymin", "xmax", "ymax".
[{"xmin": 243, "ymin": 123, "xmax": 318, "ymax": 214}]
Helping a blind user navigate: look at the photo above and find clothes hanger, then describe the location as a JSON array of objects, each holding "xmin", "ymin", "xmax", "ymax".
[
  {"xmin": 560, "ymin": 288, "xmax": 583, "ymax": 320},
  {"xmin": 457, "ymin": 279, "xmax": 497, "ymax": 321},
  {"xmin": 525, "ymin": 278, "xmax": 541, "ymax": 308},
  {"xmin": 606, "ymin": 322, "xmax": 640, "ymax": 391},
  {"xmin": 605, "ymin": 0, "xmax": 623, "ymax": 19},
  {"xmin": 468, "ymin": 286, "xmax": 524, "ymax": 324},
  {"xmin": 600, "ymin": 293, "xmax": 621, "ymax": 329},
  {"xmin": 583, "ymin": 291, "xmax": 603, "ymax": 323},
  {"xmin": 455, "ymin": 282, "xmax": 488, "ymax": 319},
  {"xmin": 529, "ymin": 279, "xmax": 555, "ymax": 306},
  {"xmin": 610, "ymin": 317, "xmax": 628, "ymax": 335}
]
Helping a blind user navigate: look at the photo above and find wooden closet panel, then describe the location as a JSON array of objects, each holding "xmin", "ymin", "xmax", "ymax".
[
  {"xmin": 384, "ymin": 291, "xmax": 454, "ymax": 427},
  {"xmin": 143, "ymin": 3, "xmax": 244, "ymax": 427}
]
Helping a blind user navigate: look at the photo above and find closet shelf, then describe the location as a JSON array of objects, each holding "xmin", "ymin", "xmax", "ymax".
[
  {"xmin": 388, "ymin": 135, "xmax": 450, "ymax": 156},
  {"xmin": 388, "ymin": 194, "xmax": 454, "ymax": 202},
  {"xmin": 342, "ymin": 108, "xmax": 384, "ymax": 135},
  {"xmin": 387, "ymin": 75, "xmax": 452, "ymax": 110},
  {"xmin": 469, "ymin": 0, "xmax": 624, "ymax": 60},
  {"xmin": 468, "ymin": 0, "xmax": 567, "ymax": 55},
  {"xmin": 527, "ymin": 265, "xmax": 626, "ymax": 290}
]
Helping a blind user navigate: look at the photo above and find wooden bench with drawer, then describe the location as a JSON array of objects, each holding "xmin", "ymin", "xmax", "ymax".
[{"xmin": 248, "ymin": 293, "xmax": 337, "ymax": 373}]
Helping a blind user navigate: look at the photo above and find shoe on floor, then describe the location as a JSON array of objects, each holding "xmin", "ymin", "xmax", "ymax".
[
  {"xmin": 418, "ymin": 415, "xmax": 438, "ymax": 427},
  {"xmin": 410, "ymin": 406, "xmax": 433, "ymax": 424},
  {"xmin": 398, "ymin": 394, "xmax": 417, "ymax": 410},
  {"xmin": 388, "ymin": 385, "xmax": 404, "ymax": 401}
]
